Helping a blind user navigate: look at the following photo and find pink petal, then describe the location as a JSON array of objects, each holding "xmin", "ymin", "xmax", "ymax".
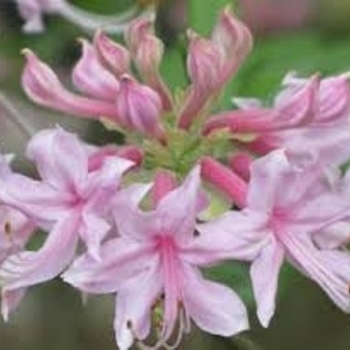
[
  {"xmin": 288, "ymin": 191, "xmax": 350, "ymax": 234},
  {"xmin": 113, "ymin": 190, "xmax": 159, "ymax": 241},
  {"xmin": 0, "ymin": 212, "xmax": 80, "ymax": 317},
  {"xmin": 247, "ymin": 149, "xmax": 291, "ymax": 212},
  {"xmin": 79, "ymin": 212, "xmax": 111, "ymax": 260},
  {"xmin": 283, "ymin": 233, "xmax": 350, "ymax": 313},
  {"xmin": 155, "ymin": 166, "xmax": 202, "ymax": 240},
  {"xmin": 313, "ymin": 221, "xmax": 350, "ymax": 249},
  {"xmin": 273, "ymin": 74, "xmax": 319, "ymax": 128},
  {"xmin": 250, "ymin": 239, "xmax": 284, "ymax": 327},
  {"xmin": 182, "ymin": 265, "xmax": 249, "ymax": 336},
  {"xmin": 317, "ymin": 74, "xmax": 350, "ymax": 124},
  {"xmin": 62, "ymin": 237, "xmax": 153, "ymax": 294},
  {"xmin": 278, "ymin": 126, "xmax": 350, "ymax": 168},
  {"xmin": 27, "ymin": 127, "xmax": 88, "ymax": 192},
  {"xmin": 114, "ymin": 260, "xmax": 162, "ymax": 349},
  {"xmin": 183, "ymin": 210, "xmax": 268, "ymax": 265},
  {"xmin": 0, "ymin": 174, "xmax": 73, "ymax": 224},
  {"xmin": 80, "ymin": 156, "xmax": 133, "ymax": 215}
]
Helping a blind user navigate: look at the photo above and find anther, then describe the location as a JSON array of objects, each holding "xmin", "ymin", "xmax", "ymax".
[
  {"xmin": 4, "ymin": 222, "xmax": 11, "ymax": 236},
  {"xmin": 193, "ymin": 229, "xmax": 200, "ymax": 237}
]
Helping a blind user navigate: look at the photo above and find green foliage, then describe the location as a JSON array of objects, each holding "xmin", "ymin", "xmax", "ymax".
[{"xmin": 189, "ymin": 0, "xmax": 236, "ymax": 34}]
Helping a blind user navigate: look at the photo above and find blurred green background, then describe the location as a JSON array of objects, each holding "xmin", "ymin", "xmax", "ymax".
[{"xmin": 1, "ymin": 0, "xmax": 350, "ymax": 349}]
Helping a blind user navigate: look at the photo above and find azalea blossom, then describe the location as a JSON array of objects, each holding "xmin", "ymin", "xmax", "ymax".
[
  {"xmin": 15, "ymin": 0, "xmax": 152, "ymax": 34},
  {"xmin": 201, "ymin": 150, "xmax": 350, "ymax": 326},
  {"xmin": 204, "ymin": 73, "xmax": 350, "ymax": 167},
  {"xmin": 63, "ymin": 167, "xmax": 249, "ymax": 349},
  {"xmin": 0, "ymin": 127, "xmax": 133, "ymax": 319}
]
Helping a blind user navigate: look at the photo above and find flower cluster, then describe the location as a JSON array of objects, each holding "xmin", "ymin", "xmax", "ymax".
[{"xmin": 1, "ymin": 5, "xmax": 350, "ymax": 350}]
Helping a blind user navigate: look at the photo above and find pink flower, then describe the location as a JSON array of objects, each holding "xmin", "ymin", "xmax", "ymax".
[
  {"xmin": 204, "ymin": 73, "xmax": 350, "ymax": 167},
  {"xmin": 63, "ymin": 167, "xmax": 249, "ymax": 349},
  {"xmin": 0, "ymin": 127, "xmax": 133, "ymax": 319},
  {"xmin": 203, "ymin": 150, "xmax": 350, "ymax": 326}
]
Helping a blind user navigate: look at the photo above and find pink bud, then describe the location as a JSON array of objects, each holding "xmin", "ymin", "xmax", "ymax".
[
  {"xmin": 134, "ymin": 34, "xmax": 163, "ymax": 78},
  {"xmin": 212, "ymin": 6, "xmax": 253, "ymax": 83},
  {"xmin": 87, "ymin": 145, "xmax": 143, "ymax": 171},
  {"xmin": 229, "ymin": 153, "xmax": 253, "ymax": 181},
  {"xmin": 72, "ymin": 39, "xmax": 119, "ymax": 100},
  {"xmin": 178, "ymin": 7, "xmax": 253, "ymax": 130},
  {"xmin": 152, "ymin": 170, "xmax": 177, "ymax": 207},
  {"xmin": 93, "ymin": 30, "xmax": 130, "ymax": 77},
  {"xmin": 21, "ymin": 50, "xmax": 121, "ymax": 121},
  {"xmin": 125, "ymin": 16, "xmax": 154, "ymax": 56},
  {"xmin": 200, "ymin": 157, "xmax": 248, "ymax": 208},
  {"xmin": 126, "ymin": 16, "xmax": 173, "ymax": 110},
  {"xmin": 115, "ymin": 75, "xmax": 164, "ymax": 139},
  {"xmin": 187, "ymin": 31, "xmax": 223, "ymax": 93}
]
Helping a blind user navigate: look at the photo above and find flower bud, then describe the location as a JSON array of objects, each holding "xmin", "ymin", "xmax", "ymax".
[
  {"xmin": 126, "ymin": 17, "xmax": 173, "ymax": 111},
  {"xmin": 115, "ymin": 75, "xmax": 164, "ymax": 139},
  {"xmin": 21, "ymin": 50, "xmax": 120, "ymax": 121},
  {"xmin": 187, "ymin": 30, "xmax": 223, "ymax": 93},
  {"xmin": 212, "ymin": 6, "xmax": 253, "ymax": 79},
  {"xmin": 125, "ymin": 16, "xmax": 154, "ymax": 56},
  {"xmin": 93, "ymin": 30, "xmax": 130, "ymax": 77},
  {"xmin": 72, "ymin": 39, "xmax": 119, "ymax": 100}
]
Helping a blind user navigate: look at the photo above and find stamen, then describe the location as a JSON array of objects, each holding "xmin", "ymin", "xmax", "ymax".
[{"xmin": 135, "ymin": 302, "xmax": 186, "ymax": 350}]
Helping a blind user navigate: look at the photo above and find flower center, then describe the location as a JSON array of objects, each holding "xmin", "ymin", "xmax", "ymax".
[{"xmin": 269, "ymin": 206, "xmax": 290, "ymax": 238}]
